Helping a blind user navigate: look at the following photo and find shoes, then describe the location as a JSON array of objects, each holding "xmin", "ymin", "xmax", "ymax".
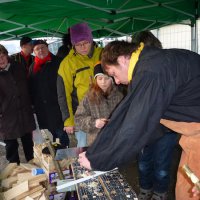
[
  {"xmin": 151, "ymin": 192, "xmax": 167, "ymax": 200},
  {"xmin": 138, "ymin": 189, "xmax": 167, "ymax": 200},
  {"xmin": 138, "ymin": 188, "xmax": 153, "ymax": 200}
]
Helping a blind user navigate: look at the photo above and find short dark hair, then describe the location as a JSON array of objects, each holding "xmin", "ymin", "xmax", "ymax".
[
  {"xmin": 101, "ymin": 41, "xmax": 139, "ymax": 68},
  {"xmin": 132, "ymin": 31, "xmax": 162, "ymax": 49},
  {"xmin": 20, "ymin": 37, "xmax": 32, "ymax": 47}
]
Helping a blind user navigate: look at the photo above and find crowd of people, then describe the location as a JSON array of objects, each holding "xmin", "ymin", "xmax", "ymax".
[{"xmin": 0, "ymin": 22, "xmax": 200, "ymax": 200}]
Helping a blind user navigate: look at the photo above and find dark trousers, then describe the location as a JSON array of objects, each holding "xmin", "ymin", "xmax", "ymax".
[
  {"xmin": 4, "ymin": 133, "xmax": 34, "ymax": 164},
  {"xmin": 138, "ymin": 131, "xmax": 179, "ymax": 193},
  {"xmin": 50, "ymin": 128, "xmax": 69, "ymax": 148}
]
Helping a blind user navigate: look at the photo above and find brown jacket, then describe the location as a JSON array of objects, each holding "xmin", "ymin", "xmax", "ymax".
[
  {"xmin": 160, "ymin": 119, "xmax": 200, "ymax": 200},
  {"xmin": 75, "ymin": 86, "xmax": 123, "ymax": 146},
  {"xmin": 0, "ymin": 61, "xmax": 35, "ymax": 140}
]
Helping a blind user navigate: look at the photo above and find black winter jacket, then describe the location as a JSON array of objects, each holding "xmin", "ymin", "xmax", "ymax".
[
  {"xmin": 0, "ymin": 61, "xmax": 35, "ymax": 140},
  {"xmin": 86, "ymin": 47, "xmax": 200, "ymax": 171},
  {"xmin": 29, "ymin": 54, "xmax": 64, "ymax": 132}
]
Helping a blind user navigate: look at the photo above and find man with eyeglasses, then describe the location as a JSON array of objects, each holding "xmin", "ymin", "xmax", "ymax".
[
  {"xmin": 57, "ymin": 23, "xmax": 102, "ymax": 147},
  {"xmin": 29, "ymin": 40, "xmax": 69, "ymax": 148}
]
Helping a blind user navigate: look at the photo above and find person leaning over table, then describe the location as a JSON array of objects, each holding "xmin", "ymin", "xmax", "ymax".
[
  {"xmin": 132, "ymin": 31, "xmax": 180, "ymax": 200},
  {"xmin": 78, "ymin": 40, "xmax": 200, "ymax": 200},
  {"xmin": 0, "ymin": 44, "xmax": 35, "ymax": 164},
  {"xmin": 57, "ymin": 22, "xmax": 102, "ymax": 147}
]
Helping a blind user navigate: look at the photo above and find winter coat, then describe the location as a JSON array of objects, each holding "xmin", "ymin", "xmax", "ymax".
[
  {"xmin": 11, "ymin": 52, "xmax": 34, "ymax": 76},
  {"xmin": 86, "ymin": 46, "xmax": 200, "ymax": 171},
  {"xmin": 75, "ymin": 86, "xmax": 123, "ymax": 146},
  {"xmin": 57, "ymin": 46, "xmax": 102, "ymax": 127},
  {"xmin": 0, "ymin": 61, "xmax": 35, "ymax": 140},
  {"xmin": 29, "ymin": 54, "xmax": 63, "ymax": 132}
]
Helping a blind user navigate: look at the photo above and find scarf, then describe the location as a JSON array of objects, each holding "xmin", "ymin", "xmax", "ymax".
[
  {"xmin": 20, "ymin": 51, "xmax": 30, "ymax": 63},
  {"xmin": 128, "ymin": 42, "xmax": 144, "ymax": 82},
  {"xmin": 33, "ymin": 52, "xmax": 51, "ymax": 74}
]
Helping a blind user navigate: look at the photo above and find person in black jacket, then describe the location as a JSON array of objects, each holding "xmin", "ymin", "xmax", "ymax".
[
  {"xmin": 0, "ymin": 44, "xmax": 35, "ymax": 164},
  {"xmin": 29, "ymin": 40, "xmax": 69, "ymax": 147},
  {"xmin": 11, "ymin": 36, "xmax": 34, "ymax": 76},
  {"xmin": 132, "ymin": 31, "xmax": 179, "ymax": 200},
  {"xmin": 78, "ymin": 40, "xmax": 200, "ymax": 198}
]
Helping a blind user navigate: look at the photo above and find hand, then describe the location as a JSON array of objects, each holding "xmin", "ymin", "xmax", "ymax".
[
  {"xmin": 64, "ymin": 126, "xmax": 74, "ymax": 134},
  {"xmin": 95, "ymin": 118, "xmax": 108, "ymax": 129},
  {"xmin": 78, "ymin": 152, "xmax": 92, "ymax": 170},
  {"xmin": 192, "ymin": 186, "xmax": 200, "ymax": 197}
]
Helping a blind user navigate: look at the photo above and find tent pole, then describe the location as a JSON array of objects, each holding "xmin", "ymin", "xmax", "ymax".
[{"xmin": 191, "ymin": 21, "xmax": 197, "ymax": 53}]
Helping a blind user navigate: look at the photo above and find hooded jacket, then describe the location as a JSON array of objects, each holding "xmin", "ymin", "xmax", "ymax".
[{"xmin": 86, "ymin": 46, "xmax": 200, "ymax": 171}]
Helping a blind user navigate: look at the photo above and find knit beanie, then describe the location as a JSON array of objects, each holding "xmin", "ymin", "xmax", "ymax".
[
  {"xmin": 70, "ymin": 23, "xmax": 93, "ymax": 45},
  {"xmin": 94, "ymin": 63, "xmax": 105, "ymax": 78}
]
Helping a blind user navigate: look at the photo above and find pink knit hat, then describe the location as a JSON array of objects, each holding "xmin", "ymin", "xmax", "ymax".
[{"xmin": 70, "ymin": 23, "xmax": 93, "ymax": 45}]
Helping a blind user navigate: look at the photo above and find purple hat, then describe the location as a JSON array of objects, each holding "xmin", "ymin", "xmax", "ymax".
[{"xmin": 70, "ymin": 23, "xmax": 93, "ymax": 45}]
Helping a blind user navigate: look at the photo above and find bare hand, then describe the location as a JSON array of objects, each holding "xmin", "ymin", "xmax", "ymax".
[
  {"xmin": 64, "ymin": 126, "xmax": 74, "ymax": 134},
  {"xmin": 78, "ymin": 152, "xmax": 92, "ymax": 170},
  {"xmin": 95, "ymin": 118, "xmax": 108, "ymax": 129}
]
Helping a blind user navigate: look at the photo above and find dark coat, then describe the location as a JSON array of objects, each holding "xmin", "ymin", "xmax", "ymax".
[
  {"xmin": 0, "ymin": 61, "xmax": 35, "ymax": 140},
  {"xmin": 29, "ymin": 54, "xmax": 63, "ymax": 132},
  {"xmin": 11, "ymin": 52, "xmax": 34, "ymax": 76},
  {"xmin": 86, "ymin": 47, "xmax": 200, "ymax": 171}
]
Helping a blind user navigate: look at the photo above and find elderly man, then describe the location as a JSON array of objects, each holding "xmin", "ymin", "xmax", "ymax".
[
  {"xmin": 29, "ymin": 40, "xmax": 69, "ymax": 148},
  {"xmin": 78, "ymin": 40, "xmax": 200, "ymax": 200}
]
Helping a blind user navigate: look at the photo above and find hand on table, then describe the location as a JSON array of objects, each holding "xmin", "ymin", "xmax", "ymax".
[{"xmin": 78, "ymin": 152, "xmax": 92, "ymax": 170}]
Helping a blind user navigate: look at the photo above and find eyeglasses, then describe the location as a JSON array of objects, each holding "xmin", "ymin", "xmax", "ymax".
[
  {"xmin": 75, "ymin": 41, "xmax": 90, "ymax": 48},
  {"xmin": 34, "ymin": 45, "xmax": 47, "ymax": 52}
]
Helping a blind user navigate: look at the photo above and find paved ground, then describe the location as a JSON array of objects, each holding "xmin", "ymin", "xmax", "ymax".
[{"xmin": 0, "ymin": 135, "xmax": 182, "ymax": 200}]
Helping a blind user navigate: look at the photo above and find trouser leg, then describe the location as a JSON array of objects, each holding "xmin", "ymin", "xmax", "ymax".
[
  {"xmin": 138, "ymin": 144, "xmax": 154, "ymax": 191},
  {"xmin": 75, "ymin": 130, "xmax": 87, "ymax": 147},
  {"xmin": 153, "ymin": 131, "xmax": 178, "ymax": 193},
  {"xmin": 21, "ymin": 133, "xmax": 34, "ymax": 162},
  {"xmin": 4, "ymin": 139, "xmax": 20, "ymax": 164}
]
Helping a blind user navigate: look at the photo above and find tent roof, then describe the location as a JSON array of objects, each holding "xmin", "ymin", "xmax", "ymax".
[{"xmin": 0, "ymin": 0, "xmax": 199, "ymax": 40}]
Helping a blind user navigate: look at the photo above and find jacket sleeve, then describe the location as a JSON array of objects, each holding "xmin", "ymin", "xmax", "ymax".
[
  {"xmin": 57, "ymin": 75, "xmax": 70, "ymax": 122},
  {"xmin": 74, "ymin": 96, "xmax": 97, "ymax": 134},
  {"xmin": 58, "ymin": 59, "xmax": 75, "ymax": 126},
  {"xmin": 86, "ymin": 71, "xmax": 175, "ymax": 171}
]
